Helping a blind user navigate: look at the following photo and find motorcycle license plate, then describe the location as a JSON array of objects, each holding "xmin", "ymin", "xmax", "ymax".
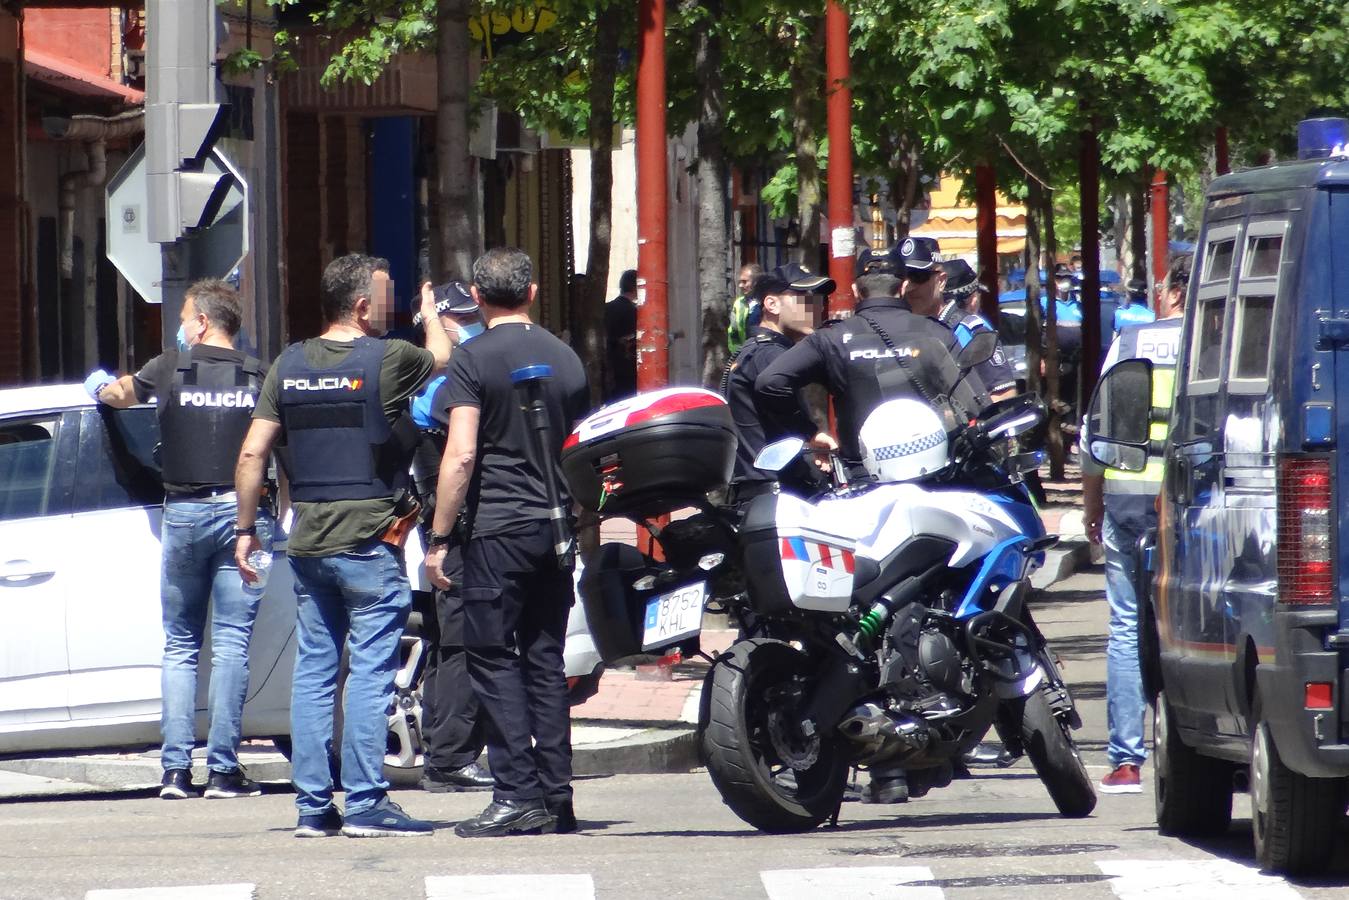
[{"xmin": 641, "ymin": 582, "xmax": 706, "ymax": 651}]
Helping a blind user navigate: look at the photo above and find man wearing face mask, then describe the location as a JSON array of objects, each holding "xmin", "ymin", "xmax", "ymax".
[
  {"xmin": 87, "ymin": 279, "xmax": 272, "ymax": 802},
  {"xmin": 407, "ymin": 281, "xmax": 494, "ymax": 795},
  {"xmin": 234, "ymin": 254, "xmax": 451, "ymax": 837}
]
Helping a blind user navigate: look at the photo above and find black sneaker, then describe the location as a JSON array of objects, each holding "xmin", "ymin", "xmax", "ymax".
[
  {"xmin": 421, "ymin": 761, "xmax": 494, "ymax": 793},
  {"xmin": 342, "ymin": 798, "xmax": 434, "ymax": 837},
  {"xmin": 159, "ymin": 768, "xmax": 197, "ymax": 800},
  {"xmin": 545, "ymin": 797, "xmax": 577, "ymax": 834},
  {"xmin": 203, "ymin": 768, "xmax": 262, "ymax": 799},
  {"xmin": 454, "ymin": 799, "xmax": 554, "ymax": 838},
  {"xmin": 295, "ymin": 807, "xmax": 344, "ymax": 838}
]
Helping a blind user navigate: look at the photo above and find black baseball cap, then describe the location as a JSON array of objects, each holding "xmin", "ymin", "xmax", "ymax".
[
  {"xmin": 1125, "ymin": 277, "xmax": 1148, "ymax": 297},
  {"xmin": 899, "ymin": 236, "xmax": 942, "ymax": 272},
  {"xmin": 940, "ymin": 259, "xmax": 988, "ymax": 299},
  {"xmin": 855, "ymin": 246, "xmax": 903, "ymax": 278},
  {"xmin": 750, "ymin": 263, "xmax": 836, "ymax": 301}
]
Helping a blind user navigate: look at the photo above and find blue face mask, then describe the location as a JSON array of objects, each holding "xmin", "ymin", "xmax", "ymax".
[
  {"xmin": 458, "ymin": 321, "xmax": 485, "ymax": 343},
  {"xmin": 175, "ymin": 323, "xmax": 191, "ymax": 352}
]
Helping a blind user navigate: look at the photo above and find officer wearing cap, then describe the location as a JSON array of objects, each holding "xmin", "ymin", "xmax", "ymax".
[
  {"xmin": 1114, "ymin": 277, "xmax": 1157, "ymax": 333},
  {"xmin": 756, "ymin": 244, "xmax": 984, "ymax": 465},
  {"xmin": 235, "ymin": 253, "xmax": 451, "ymax": 838},
  {"xmin": 88, "ymin": 279, "xmax": 271, "ymax": 803},
  {"xmin": 408, "ymin": 281, "xmax": 494, "ymax": 795},
  {"xmin": 936, "ymin": 258, "xmax": 1017, "ymax": 401},
  {"xmin": 721, "ymin": 263, "xmax": 837, "ymax": 489}
]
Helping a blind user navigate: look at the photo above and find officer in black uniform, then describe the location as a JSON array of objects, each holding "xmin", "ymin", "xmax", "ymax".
[
  {"xmin": 408, "ymin": 282, "xmax": 494, "ymax": 794},
  {"xmin": 756, "ymin": 249, "xmax": 985, "ymax": 464},
  {"xmin": 88, "ymin": 279, "xmax": 271, "ymax": 802},
  {"xmin": 936, "ymin": 258, "xmax": 1017, "ymax": 401},
  {"xmin": 424, "ymin": 247, "xmax": 590, "ymax": 838},
  {"xmin": 721, "ymin": 263, "xmax": 835, "ymax": 490}
]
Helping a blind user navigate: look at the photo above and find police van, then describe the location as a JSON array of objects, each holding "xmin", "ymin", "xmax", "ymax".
[{"xmin": 1086, "ymin": 118, "xmax": 1349, "ymax": 874}]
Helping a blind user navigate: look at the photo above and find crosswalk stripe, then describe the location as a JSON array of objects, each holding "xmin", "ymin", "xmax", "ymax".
[
  {"xmin": 425, "ymin": 874, "xmax": 595, "ymax": 900},
  {"xmin": 1097, "ymin": 859, "xmax": 1303, "ymax": 899},
  {"xmin": 85, "ymin": 886, "xmax": 256, "ymax": 900},
  {"xmin": 760, "ymin": 866, "xmax": 942, "ymax": 900}
]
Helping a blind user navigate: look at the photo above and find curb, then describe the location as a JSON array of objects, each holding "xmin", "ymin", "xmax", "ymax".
[
  {"xmin": 572, "ymin": 728, "xmax": 699, "ymax": 777},
  {"xmin": 1031, "ymin": 538, "xmax": 1093, "ymax": 592}
]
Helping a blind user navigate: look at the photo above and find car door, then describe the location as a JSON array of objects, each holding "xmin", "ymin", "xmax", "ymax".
[
  {"xmin": 0, "ymin": 411, "xmax": 77, "ymax": 727},
  {"xmin": 63, "ymin": 405, "xmax": 166, "ymax": 721}
]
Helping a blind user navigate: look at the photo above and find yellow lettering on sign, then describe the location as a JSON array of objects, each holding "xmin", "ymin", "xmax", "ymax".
[
  {"xmin": 491, "ymin": 12, "xmax": 511, "ymax": 35},
  {"xmin": 512, "ymin": 6, "xmax": 537, "ymax": 32}
]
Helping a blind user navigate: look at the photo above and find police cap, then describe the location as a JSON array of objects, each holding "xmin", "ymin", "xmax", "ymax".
[
  {"xmin": 899, "ymin": 236, "xmax": 942, "ymax": 273},
  {"xmin": 751, "ymin": 263, "xmax": 836, "ymax": 301},
  {"xmin": 855, "ymin": 246, "xmax": 903, "ymax": 278},
  {"xmin": 413, "ymin": 280, "xmax": 479, "ymax": 326},
  {"xmin": 940, "ymin": 259, "xmax": 988, "ymax": 300}
]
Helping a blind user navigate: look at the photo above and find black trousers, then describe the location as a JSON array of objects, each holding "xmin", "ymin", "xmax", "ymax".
[
  {"xmin": 462, "ymin": 522, "xmax": 573, "ymax": 803},
  {"xmin": 419, "ymin": 542, "xmax": 487, "ymax": 771}
]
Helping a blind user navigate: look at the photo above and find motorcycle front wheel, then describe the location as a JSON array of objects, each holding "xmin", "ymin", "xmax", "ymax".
[
  {"xmin": 1020, "ymin": 685, "xmax": 1097, "ymax": 818},
  {"xmin": 700, "ymin": 638, "xmax": 849, "ymax": 833}
]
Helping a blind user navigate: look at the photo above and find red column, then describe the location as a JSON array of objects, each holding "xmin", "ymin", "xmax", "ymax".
[
  {"xmin": 1215, "ymin": 127, "xmax": 1230, "ymax": 176},
  {"xmin": 974, "ymin": 163, "xmax": 999, "ymax": 323},
  {"xmin": 635, "ymin": 0, "xmax": 668, "ymax": 391},
  {"xmin": 824, "ymin": 0, "xmax": 854, "ymax": 316},
  {"xmin": 1150, "ymin": 170, "xmax": 1169, "ymax": 315}
]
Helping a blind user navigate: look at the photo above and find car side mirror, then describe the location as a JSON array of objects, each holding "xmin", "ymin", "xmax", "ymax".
[
  {"xmin": 754, "ymin": 437, "xmax": 806, "ymax": 473},
  {"xmin": 1084, "ymin": 358, "xmax": 1152, "ymax": 472},
  {"xmin": 957, "ymin": 332, "xmax": 998, "ymax": 370}
]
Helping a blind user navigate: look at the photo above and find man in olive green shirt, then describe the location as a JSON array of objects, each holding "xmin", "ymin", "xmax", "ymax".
[{"xmin": 235, "ymin": 253, "xmax": 450, "ymax": 838}]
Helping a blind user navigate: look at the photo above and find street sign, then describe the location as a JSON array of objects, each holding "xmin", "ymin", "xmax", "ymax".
[{"xmin": 106, "ymin": 143, "xmax": 249, "ymax": 304}]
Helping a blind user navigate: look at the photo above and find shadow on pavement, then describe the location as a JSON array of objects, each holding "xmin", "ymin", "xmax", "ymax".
[{"xmin": 1176, "ymin": 818, "xmax": 1349, "ymax": 886}]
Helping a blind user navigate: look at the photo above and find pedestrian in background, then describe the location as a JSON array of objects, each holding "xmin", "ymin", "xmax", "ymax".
[
  {"xmin": 89, "ymin": 279, "xmax": 270, "ymax": 802},
  {"xmin": 727, "ymin": 261, "xmax": 765, "ymax": 354},
  {"xmin": 235, "ymin": 253, "xmax": 450, "ymax": 837},
  {"xmin": 603, "ymin": 269, "xmax": 638, "ymax": 401},
  {"xmin": 424, "ymin": 246, "xmax": 589, "ymax": 837}
]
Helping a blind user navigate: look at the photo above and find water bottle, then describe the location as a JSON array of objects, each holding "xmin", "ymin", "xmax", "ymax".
[{"xmin": 243, "ymin": 549, "xmax": 273, "ymax": 596}]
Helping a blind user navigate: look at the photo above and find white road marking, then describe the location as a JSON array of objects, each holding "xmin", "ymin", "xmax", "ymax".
[
  {"xmin": 761, "ymin": 866, "xmax": 941, "ymax": 899},
  {"xmin": 1097, "ymin": 859, "xmax": 1303, "ymax": 899},
  {"xmin": 86, "ymin": 886, "xmax": 255, "ymax": 900},
  {"xmin": 425, "ymin": 874, "xmax": 595, "ymax": 900}
]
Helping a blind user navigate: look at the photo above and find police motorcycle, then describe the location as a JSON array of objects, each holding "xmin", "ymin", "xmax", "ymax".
[{"xmin": 560, "ymin": 335, "xmax": 1095, "ymax": 832}]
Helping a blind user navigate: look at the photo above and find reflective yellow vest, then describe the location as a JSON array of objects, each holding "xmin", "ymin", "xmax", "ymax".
[{"xmin": 1103, "ymin": 317, "xmax": 1183, "ymax": 496}]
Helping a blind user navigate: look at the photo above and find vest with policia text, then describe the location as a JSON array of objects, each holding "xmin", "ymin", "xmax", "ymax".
[
  {"xmin": 159, "ymin": 350, "xmax": 263, "ymax": 489},
  {"xmin": 1103, "ymin": 316, "xmax": 1183, "ymax": 496},
  {"xmin": 275, "ymin": 336, "xmax": 417, "ymax": 503}
]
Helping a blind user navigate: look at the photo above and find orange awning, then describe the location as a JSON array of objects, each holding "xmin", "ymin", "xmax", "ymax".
[{"xmin": 25, "ymin": 48, "xmax": 145, "ymax": 104}]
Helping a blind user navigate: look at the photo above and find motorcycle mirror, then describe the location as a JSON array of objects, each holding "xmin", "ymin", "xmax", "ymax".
[
  {"xmin": 754, "ymin": 438, "xmax": 806, "ymax": 473},
  {"xmin": 957, "ymin": 332, "xmax": 998, "ymax": 370}
]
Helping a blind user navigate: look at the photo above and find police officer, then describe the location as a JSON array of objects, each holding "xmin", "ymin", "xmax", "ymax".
[
  {"xmin": 936, "ymin": 258, "xmax": 1017, "ymax": 401},
  {"xmin": 756, "ymin": 247, "xmax": 984, "ymax": 464},
  {"xmin": 727, "ymin": 262, "xmax": 765, "ymax": 354},
  {"xmin": 88, "ymin": 279, "xmax": 270, "ymax": 802},
  {"xmin": 721, "ymin": 263, "xmax": 836, "ymax": 489},
  {"xmin": 1083, "ymin": 253, "xmax": 1189, "ymax": 796},
  {"xmin": 1115, "ymin": 277, "xmax": 1158, "ymax": 333},
  {"xmin": 235, "ymin": 253, "xmax": 451, "ymax": 838},
  {"xmin": 423, "ymin": 247, "xmax": 590, "ymax": 838},
  {"xmin": 408, "ymin": 282, "xmax": 494, "ymax": 794}
]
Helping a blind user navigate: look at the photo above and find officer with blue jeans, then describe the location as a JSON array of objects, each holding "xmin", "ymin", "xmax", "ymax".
[
  {"xmin": 1083, "ymin": 254, "xmax": 1189, "ymax": 794},
  {"xmin": 235, "ymin": 254, "xmax": 451, "ymax": 837},
  {"xmin": 89, "ymin": 279, "xmax": 272, "ymax": 801}
]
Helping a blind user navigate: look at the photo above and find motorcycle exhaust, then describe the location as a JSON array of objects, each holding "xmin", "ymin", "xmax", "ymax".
[{"xmin": 838, "ymin": 703, "xmax": 923, "ymax": 742}]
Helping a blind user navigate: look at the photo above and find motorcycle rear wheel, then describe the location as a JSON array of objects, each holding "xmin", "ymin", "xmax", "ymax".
[
  {"xmin": 1020, "ymin": 686, "xmax": 1097, "ymax": 818},
  {"xmin": 700, "ymin": 639, "xmax": 849, "ymax": 833}
]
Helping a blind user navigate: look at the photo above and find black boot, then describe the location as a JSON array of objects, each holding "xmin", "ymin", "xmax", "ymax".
[
  {"xmin": 421, "ymin": 761, "xmax": 494, "ymax": 793},
  {"xmin": 546, "ymin": 796, "xmax": 577, "ymax": 834},
  {"xmin": 454, "ymin": 799, "xmax": 555, "ymax": 838}
]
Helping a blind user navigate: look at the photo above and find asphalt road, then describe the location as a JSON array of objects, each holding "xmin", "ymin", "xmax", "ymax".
[{"xmin": 3, "ymin": 567, "xmax": 1349, "ymax": 900}]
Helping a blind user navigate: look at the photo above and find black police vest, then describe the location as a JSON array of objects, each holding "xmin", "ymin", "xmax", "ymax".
[
  {"xmin": 275, "ymin": 337, "xmax": 416, "ymax": 503},
  {"xmin": 159, "ymin": 350, "xmax": 263, "ymax": 489}
]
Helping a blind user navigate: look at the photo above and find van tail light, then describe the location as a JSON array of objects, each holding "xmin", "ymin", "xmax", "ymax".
[{"xmin": 1278, "ymin": 456, "xmax": 1335, "ymax": 604}]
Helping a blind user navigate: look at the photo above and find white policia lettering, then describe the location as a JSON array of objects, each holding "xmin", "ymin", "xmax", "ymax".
[
  {"xmin": 281, "ymin": 376, "xmax": 363, "ymax": 391},
  {"xmin": 849, "ymin": 347, "xmax": 919, "ymax": 361},
  {"xmin": 177, "ymin": 390, "xmax": 257, "ymax": 409}
]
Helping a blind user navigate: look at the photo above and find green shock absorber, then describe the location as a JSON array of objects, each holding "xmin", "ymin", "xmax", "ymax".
[{"xmin": 857, "ymin": 602, "xmax": 890, "ymax": 640}]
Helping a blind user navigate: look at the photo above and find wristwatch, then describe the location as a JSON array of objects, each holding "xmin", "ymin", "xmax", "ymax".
[
  {"xmin": 427, "ymin": 530, "xmax": 453, "ymax": 547},
  {"xmin": 233, "ymin": 525, "xmax": 257, "ymax": 537}
]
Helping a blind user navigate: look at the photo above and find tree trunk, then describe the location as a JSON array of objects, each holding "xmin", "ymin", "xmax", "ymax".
[
  {"xmin": 790, "ymin": 61, "xmax": 821, "ymax": 268},
  {"xmin": 694, "ymin": 0, "xmax": 731, "ymax": 387},
  {"xmin": 1023, "ymin": 180, "xmax": 1044, "ymax": 398},
  {"xmin": 889, "ymin": 138, "xmax": 921, "ymax": 241},
  {"xmin": 579, "ymin": 1, "xmax": 621, "ymax": 407},
  {"xmin": 1129, "ymin": 175, "xmax": 1148, "ymax": 283},
  {"xmin": 1041, "ymin": 187, "xmax": 1065, "ymax": 481},
  {"xmin": 435, "ymin": 0, "xmax": 479, "ymax": 279},
  {"xmin": 1078, "ymin": 124, "xmax": 1102, "ymax": 407}
]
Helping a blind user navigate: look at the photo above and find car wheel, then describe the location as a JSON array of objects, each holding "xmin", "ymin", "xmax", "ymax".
[
  {"xmin": 331, "ymin": 619, "xmax": 429, "ymax": 781},
  {"xmin": 1250, "ymin": 716, "xmax": 1345, "ymax": 874},
  {"xmin": 1154, "ymin": 691, "xmax": 1231, "ymax": 836}
]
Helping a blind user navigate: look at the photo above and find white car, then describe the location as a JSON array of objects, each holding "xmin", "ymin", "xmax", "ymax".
[{"xmin": 0, "ymin": 384, "xmax": 603, "ymax": 770}]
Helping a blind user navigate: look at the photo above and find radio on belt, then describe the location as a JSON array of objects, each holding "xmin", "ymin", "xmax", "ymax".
[{"xmin": 560, "ymin": 388, "xmax": 736, "ymax": 518}]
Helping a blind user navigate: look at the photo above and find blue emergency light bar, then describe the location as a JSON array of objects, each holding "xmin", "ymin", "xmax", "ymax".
[
  {"xmin": 1298, "ymin": 118, "xmax": 1349, "ymax": 160},
  {"xmin": 511, "ymin": 364, "xmax": 554, "ymax": 384}
]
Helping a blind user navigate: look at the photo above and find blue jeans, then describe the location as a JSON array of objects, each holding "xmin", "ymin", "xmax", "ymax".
[
  {"xmin": 1103, "ymin": 497, "xmax": 1152, "ymax": 767},
  {"xmin": 287, "ymin": 541, "xmax": 411, "ymax": 816},
  {"xmin": 160, "ymin": 497, "xmax": 274, "ymax": 773}
]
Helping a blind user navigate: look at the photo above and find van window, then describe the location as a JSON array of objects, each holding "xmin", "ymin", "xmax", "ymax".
[
  {"xmin": 1231, "ymin": 295, "xmax": 1275, "ymax": 380},
  {"xmin": 1244, "ymin": 235, "xmax": 1283, "ymax": 278},
  {"xmin": 1190, "ymin": 296, "xmax": 1227, "ymax": 382},
  {"xmin": 1203, "ymin": 239, "xmax": 1235, "ymax": 283}
]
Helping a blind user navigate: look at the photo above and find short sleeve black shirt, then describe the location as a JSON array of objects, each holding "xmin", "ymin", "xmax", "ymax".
[{"xmin": 442, "ymin": 322, "xmax": 591, "ymax": 537}]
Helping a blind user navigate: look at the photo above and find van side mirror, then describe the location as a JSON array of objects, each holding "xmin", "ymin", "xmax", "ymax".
[{"xmin": 1084, "ymin": 358, "xmax": 1153, "ymax": 473}]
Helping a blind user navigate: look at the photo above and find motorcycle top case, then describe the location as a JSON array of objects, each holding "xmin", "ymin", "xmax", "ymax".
[
  {"xmin": 561, "ymin": 388, "xmax": 736, "ymax": 517},
  {"xmin": 740, "ymin": 492, "xmax": 857, "ymax": 614}
]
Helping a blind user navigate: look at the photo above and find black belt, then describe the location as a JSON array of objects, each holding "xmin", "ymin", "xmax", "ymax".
[{"xmin": 166, "ymin": 486, "xmax": 237, "ymax": 501}]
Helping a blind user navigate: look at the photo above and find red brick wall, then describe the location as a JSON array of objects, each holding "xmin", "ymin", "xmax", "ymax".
[{"xmin": 24, "ymin": 8, "xmax": 113, "ymax": 78}]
